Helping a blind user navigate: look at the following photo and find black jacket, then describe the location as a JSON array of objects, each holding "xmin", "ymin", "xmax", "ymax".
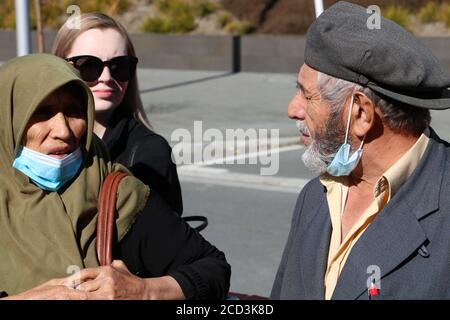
[
  {"xmin": 102, "ymin": 113, "xmax": 230, "ymax": 299},
  {"xmin": 117, "ymin": 190, "xmax": 230, "ymax": 300},
  {"xmin": 103, "ymin": 111, "xmax": 183, "ymax": 215},
  {"xmin": 271, "ymin": 130, "xmax": 450, "ymax": 299}
]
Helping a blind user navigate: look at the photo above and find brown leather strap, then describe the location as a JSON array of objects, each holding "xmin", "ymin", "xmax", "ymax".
[{"xmin": 96, "ymin": 171, "xmax": 130, "ymax": 266}]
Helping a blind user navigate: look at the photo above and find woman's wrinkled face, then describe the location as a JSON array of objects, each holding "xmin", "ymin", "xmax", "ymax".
[
  {"xmin": 66, "ymin": 28, "xmax": 129, "ymax": 117},
  {"xmin": 22, "ymin": 84, "xmax": 87, "ymax": 159}
]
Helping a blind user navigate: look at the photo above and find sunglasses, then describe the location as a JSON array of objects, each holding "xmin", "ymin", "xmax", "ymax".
[{"xmin": 66, "ymin": 55, "xmax": 138, "ymax": 82}]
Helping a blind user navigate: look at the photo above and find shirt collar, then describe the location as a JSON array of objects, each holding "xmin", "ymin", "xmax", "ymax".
[{"xmin": 379, "ymin": 127, "xmax": 430, "ymax": 201}]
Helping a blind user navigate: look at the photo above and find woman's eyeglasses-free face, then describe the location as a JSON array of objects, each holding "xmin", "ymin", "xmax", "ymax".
[{"xmin": 66, "ymin": 55, "xmax": 138, "ymax": 82}]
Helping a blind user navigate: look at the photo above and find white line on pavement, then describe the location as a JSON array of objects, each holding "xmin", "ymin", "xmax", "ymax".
[
  {"xmin": 177, "ymin": 144, "xmax": 308, "ymax": 193},
  {"xmin": 179, "ymin": 169, "xmax": 308, "ymax": 194},
  {"xmin": 197, "ymin": 144, "xmax": 303, "ymax": 166}
]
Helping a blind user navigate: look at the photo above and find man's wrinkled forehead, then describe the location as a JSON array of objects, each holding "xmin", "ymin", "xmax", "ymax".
[{"xmin": 298, "ymin": 64, "xmax": 319, "ymax": 95}]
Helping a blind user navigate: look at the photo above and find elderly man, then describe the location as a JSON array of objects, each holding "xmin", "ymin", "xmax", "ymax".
[{"xmin": 271, "ymin": 1, "xmax": 450, "ymax": 300}]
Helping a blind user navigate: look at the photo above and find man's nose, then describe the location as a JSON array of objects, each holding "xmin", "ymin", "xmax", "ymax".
[
  {"xmin": 50, "ymin": 112, "xmax": 71, "ymax": 140},
  {"xmin": 287, "ymin": 94, "xmax": 306, "ymax": 120}
]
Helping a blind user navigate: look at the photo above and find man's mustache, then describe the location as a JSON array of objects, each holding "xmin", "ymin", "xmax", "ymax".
[{"xmin": 296, "ymin": 120, "xmax": 310, "ymax": 136}]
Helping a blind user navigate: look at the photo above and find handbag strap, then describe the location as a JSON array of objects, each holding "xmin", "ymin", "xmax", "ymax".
[
  {"xmin": 96, "ymin": 171, "xmax": 130, "ymax": 266},
  {"xmin": 182, "ymin": 215, "xmax": 208, "ymax": 232}
]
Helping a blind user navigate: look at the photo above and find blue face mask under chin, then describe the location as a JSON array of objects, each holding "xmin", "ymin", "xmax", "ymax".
[
  {"xmin": 326, "ymin": 95, "xmax": 365, "ymax": 177},
  {"xmin": 12, "ymin": 146, "xmax": 83, "ymax": 191}
]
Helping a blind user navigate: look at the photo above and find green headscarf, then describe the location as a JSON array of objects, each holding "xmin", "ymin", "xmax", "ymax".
[{"xmin": 0, "ymin": 54, "xmax": 149, "ymax": 295}]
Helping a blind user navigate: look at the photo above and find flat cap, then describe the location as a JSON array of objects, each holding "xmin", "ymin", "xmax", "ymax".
[{"xmin": 305, "ymin": 1, "xmax": 450, "ymax": 109}]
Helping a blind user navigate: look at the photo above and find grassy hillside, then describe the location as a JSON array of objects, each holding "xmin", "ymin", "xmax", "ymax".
[
  {"xmin": 1, "ymin": 0, "xmax": 449, "ymax": 36},
  {"xmin": 222, "ymin": 0, "xmax": 450, "ymax": 35},
  {"xmin": 0, "ymin": 0, "xmax": 131, "ymax": 29}
]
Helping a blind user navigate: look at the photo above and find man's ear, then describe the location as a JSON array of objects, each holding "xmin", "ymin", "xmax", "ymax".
[{"xmin": 352, "ymin": 92, "xmax": 375, "ymax": 138}]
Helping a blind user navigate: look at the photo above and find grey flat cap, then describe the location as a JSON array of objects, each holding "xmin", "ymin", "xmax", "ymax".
[{"xmin": 305, "ymin": 1, "xmax": 450, "ymax": 110}]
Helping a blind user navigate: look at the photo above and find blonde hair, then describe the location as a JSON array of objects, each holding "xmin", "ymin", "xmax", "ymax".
[{"xmin": 52, "ymin": 12, "xmax": 151, "ymax": 129}]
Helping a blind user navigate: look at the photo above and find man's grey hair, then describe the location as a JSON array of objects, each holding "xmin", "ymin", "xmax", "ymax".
[{"xmin": 316, "ymin": 72, "xmax": 431, "ymax": 134}]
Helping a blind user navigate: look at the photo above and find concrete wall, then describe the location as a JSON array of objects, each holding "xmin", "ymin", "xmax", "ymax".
[
  {"xmin": 130, "ymin": 33, "xmax": 238, "ymax": 71},
  {"xmin": 241, "ymin": 35, "xmax": 306, "ymax": 73},
  {"xmin": 0, "ymin": 30, "xmax": 449, "ymax": 73},
  {"xmin": 0, "ymin": 30, "xmax": 57, "ymax": 60}
]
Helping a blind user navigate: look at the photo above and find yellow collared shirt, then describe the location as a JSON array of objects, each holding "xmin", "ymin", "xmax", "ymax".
[{"xmin": 321, "ymin": 130, "xmax": 430, "ymax": 300}]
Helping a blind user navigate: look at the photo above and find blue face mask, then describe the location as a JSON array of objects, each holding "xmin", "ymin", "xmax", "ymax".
[
  {"xmin": 12, "ymin": 146, "xmax": 83, "ymax": 191},
  {"xmin": 326, "ymin": 95, "xmax": 365, "ymax": 177}
]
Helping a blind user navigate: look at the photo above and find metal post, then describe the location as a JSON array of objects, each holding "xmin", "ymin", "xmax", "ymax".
[
  {"xmin": 314, "ymin": 0, "xmax": 324, "ymax": 18},
  {"xmin": 15, "ymin": 0, "xmax": 31, "ymax": 56},
  {"xmin": 34, "ymin": 0, "xmax": 45, "ymax": 53}
]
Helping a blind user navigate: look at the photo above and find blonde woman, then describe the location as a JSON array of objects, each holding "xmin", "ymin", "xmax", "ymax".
[{"xmin": 53, "ymin": 13, "xmax": 182, "ymax": 215}]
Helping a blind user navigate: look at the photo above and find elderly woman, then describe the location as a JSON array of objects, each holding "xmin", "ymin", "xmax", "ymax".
[{"xmin": 0, "ymin": 54, "xmax": 230, "ymax": 300}]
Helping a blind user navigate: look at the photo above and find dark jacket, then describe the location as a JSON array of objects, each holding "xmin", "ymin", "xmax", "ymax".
[
  {"xmin": 103, "ymin": 110, "xmax": 183, "ymax": 215},
  {"xmin": 117, "ymin": 190, "xmax": 230, "ymax": 300},
  {"xmin": 271, "ymin": 129, "xmax": 450, "ymax": 300},
  {"xmin": 102, "ymin": 112, "xmax": 230, "ymax": 299}
]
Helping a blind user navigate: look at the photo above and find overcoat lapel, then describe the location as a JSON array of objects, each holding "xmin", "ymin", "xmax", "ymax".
[
  {"xmin": 332, "ymin": 134, "xmax": 444, "ymax": 299},
  {"xmin": 298, "ymin": 197, "xmax": 332, "ymax": 299}
]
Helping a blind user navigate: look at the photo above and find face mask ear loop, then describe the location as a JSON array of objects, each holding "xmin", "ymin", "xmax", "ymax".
[
  {"xmin": 344, "ymin": 94, "xmax": 355, "ymax": 145},
  {"xmin": 358, "ymin": 135, "xmax": 366, "ymax": 151}
]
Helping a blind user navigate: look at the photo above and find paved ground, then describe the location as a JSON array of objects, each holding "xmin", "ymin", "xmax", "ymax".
[{"xmin": 138, "ymin": 68, "xmax": 450, "ymax": 297}]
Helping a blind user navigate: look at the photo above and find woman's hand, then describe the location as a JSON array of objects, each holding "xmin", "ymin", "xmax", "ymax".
[
  {"xmin": 75, "ymin": 260, "xmax": 185, "ymax": 300},
  {"xmin": 2, "ymin": 260, "xmax": 186, "ymax": 300},
  {"xmin": 2, "ymin": 278, "xmax": 88, "ymax": 300}
]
